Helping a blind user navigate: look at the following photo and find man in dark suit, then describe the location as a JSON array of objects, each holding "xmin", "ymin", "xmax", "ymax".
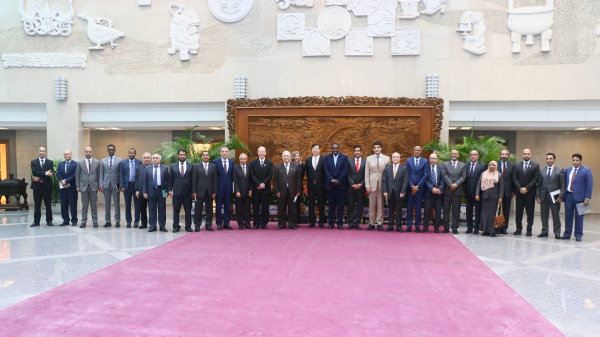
[
  {"xmin": 324, "ymin": 143, "xmax": 349, "ymax": 229},
  {"xmin": 57, "ymin": 150, "xmax": 78, "ymax": 226},
  {"xmin": 562, "ymin": 154, "xmax": 593, "ymax": 242},
  {"xmin": 382, "ymin": 152, "xmax": 409, "ymax": 232},
  {"xmin": 423, "ymin": 153, "xmax": 445, "ymax": 233},
  {"xmin": 442, "ymin": 150, "xmax": 466, "ymax": 234},
  {"xmin": 192, "ymin": 151, "xmax": 218, "ymax": 232},
  {"xmin": 143, "ymin": 154, "xmax": 170, "ymax": 232},
  {"xmin": 513, "ymin": 149, "xmax": 540, "ymax": 236},
  {"xmin": 169, "ymin": 149, "xmax": 194, "ymax": 232},
  {"xmin": 347, "ymin": 145, "xmax": 366, "ymax": 230},
  {"xmin": 135, "ymin": 152, "xmax": 152, "ymax": 229},
  {"xmin": 273, "ymin": 151, "xmax": 302, "ymax": 230},
  {"xmin": 213, "ymin": 146, "xmax": 235, "ymax": 230},
  {"xmin": 119, "ymin": 148, "xmax": 143, "ymax": 228},
  {"xmin": 305, "ymin": 144, "xmax": 326, "ymax": 228},
  {"xmin": 233, "ymin": 153, "xmax": 253, "ymax": 229},
  {"xmin": 30, "ymin": 147, "xmax": 54, "ymax": 227},
  {"xmin": 464, "ymin": 150, "xmax": 487, "ymax": 234},
  {"xmin": 405, "ymin": 146, "xmax": 429, "ymax": 232},
  {"xmin": 536, "ymin": 153, "xmax": 565, "ymax": 239},
  {"xmin": 250, "ymin": 146, "xmax": 273, "ymax": 230},
  {"xmin": 497, "ymin": 149, "xmax": 516, "ymax": 234}
]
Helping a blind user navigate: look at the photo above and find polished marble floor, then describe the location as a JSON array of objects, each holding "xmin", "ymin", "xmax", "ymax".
[{"xmin": 1, "ymin": 206, "xmax": 598, "ymax": 337}]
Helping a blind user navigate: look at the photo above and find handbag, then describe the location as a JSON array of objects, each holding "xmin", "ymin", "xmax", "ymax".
[{"xmin": 494, "ymin": 203, "xmax": 505, "ymax": 228}]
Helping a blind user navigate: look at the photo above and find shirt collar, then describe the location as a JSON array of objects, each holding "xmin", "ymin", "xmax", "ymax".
[
  {"xmin": 333, "ymin": 154, "xmax": 338, "ymax": 157},
  {"xmin": 524, "ymin": 160, "xmax": 530, "ymax": 164},
  {"xmin": 39, "ymin": 157, "xmax": 45, "ymax": 161},
  {"xmin": 548, "ymin": 164, "xmax": 554, "ymax": 169}
]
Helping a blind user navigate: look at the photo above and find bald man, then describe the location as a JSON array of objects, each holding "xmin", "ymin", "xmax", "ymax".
[
  {"xmin": 30, "ymin": 147, "xmax": 55, "ymax": 227},
  {"xmin": 57, "ymin": 150, "xmax": 78, "ymax": 226},
  {"xmin": 513, "ymin": 149, "xmax": 540, "ymax": 236}
]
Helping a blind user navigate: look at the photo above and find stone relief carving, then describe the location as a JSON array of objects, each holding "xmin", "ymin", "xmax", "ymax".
[
  {"xmin": 166, "ymin": 4, "xmax": 200, "ymax": 61},
  {"xmin": 277, "ymin": 0, "xmax": 314, "ymax": 10},
  {"xmin": 2, "ymin": 53, "xmax": 86, "ymax": 68},
  {"xmin": 277, "ymin": 13, "xmax": 305, "ymax": 41},
  {"xmin": 326, "ymin": 0, "xmax": 348, "ymax": 5},
  {"xmin": 347, "ymin": 0, "xmax": 397, "ymax": 17},
  {"xmin": 398, "ymin": 0, "xmax": 421, "ymax": 19},
  {"xmin": 302, "ymin": 29, "xmax": 330, "ymax": 56},
  {"xmin": 317, "ymin": 6, "xmax": 352, "ymax": 40},
  {"xmin": 208, "ymin": 0, "xmax": 254, "ymax": 23},
  {"xmin": 77, "ymin": 13, "xmax": 125, "ymax": 50},
  {"xmin": 457, "ymin": 11, "xmax": 486, "ymax": 55},
  {"xmin": 345, "ymin": 28, "xmax": 373, "ymax": 56},
  {"xmin": 507, "ymin": 0, "xmax": 554, "ymax": 53},
  {"xmin": 421, "ymin": 0, "xmax": 446, "ymax": 16},
  {"xmin": 391, "ymin": 28, "xmax": 420, "ymax": 55},
  {"xmin": 367, "ymin": 9, "xmax": 396, "ymax": 37},
  {"xmin": 19, "ymin": 0, "xmax": 75, "ymax": 37}
]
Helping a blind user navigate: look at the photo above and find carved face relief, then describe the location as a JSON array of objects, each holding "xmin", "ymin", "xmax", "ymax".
[
  {"xmin": 208, "ymin": 0, "xmax": 254, "ymax": 23},
  {"xmin": 219, "ymin": 0, "xmax": 241, "ymax": 15}
]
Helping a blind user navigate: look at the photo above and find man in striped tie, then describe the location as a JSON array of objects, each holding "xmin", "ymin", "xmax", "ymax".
[
  {"xmin": 347, "ymin": 145, "xmax": 366, "ymax": 230},
  {"xmin": 561, "ymin": 154, "xmax": 593, "ymax": 242}
]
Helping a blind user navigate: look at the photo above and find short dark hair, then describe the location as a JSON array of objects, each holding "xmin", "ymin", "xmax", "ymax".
[
  {"xmin": 546, "ymin": 152, "xmax": 556, "ymax": 159},
  {"xmin": 572, "ymin": 153, "xmax": 582, "ymax": 161},
  {"xmin": 201, "ymin": 151, "xmax": 210, "ymax": 156},
  {"xmin": 107, "ymin": 144, "xmax": 115, "ymax": 150},
  {"xmin": 177, "ymin": 149, "xmax": 187, "ymax": 156},
  {"xmin": 500, "ymin": 149, "xmax": 509, "ymax": 154},
  {"xmin": 311, "ymin": 143, "xmax": 320, "ymax": 150},
  {"xmin": 353, "ymin": 145, "xmax": 362, "ymax": 151},
  {"xmin": 129, "ymin": 148, "xmax": 136, "ymax": 153},
  {"xmin": 373, "ymin": 141, "xmax": 382, "ymax": 148},
  {"xmin": 331, "ymin": 143, "xmax": 340, "ymax": 148}
]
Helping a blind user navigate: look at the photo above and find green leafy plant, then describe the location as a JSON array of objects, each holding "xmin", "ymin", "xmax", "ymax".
[
  {"xmin": 154, "ymin": 126, "xmax": 213, "ymax": 165},
  {"xmin": 424, "ymin": 135, "xmax": 515, "ymax": 164},
  {"xmin": 209, "ymin": 133, "xmax": 252, "ymax": 162}
]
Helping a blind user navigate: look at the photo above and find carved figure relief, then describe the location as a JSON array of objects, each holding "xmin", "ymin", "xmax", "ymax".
[
  {"xmin": 302, "ymin": 29, "xmax": 330, "ymax": 57},
  {"xmin": 77, "ymin": 13, "xmax": 125, "ymax": 50},
  {"xmin": 391, "ymin": 28, "xmax": 420, "ymax": 55},
  {"xmin": 345, "ymin": 28, "xmax": 373, "ymax": 56},
  {"xmin": 166, "ymin": 4, "xmax": 200, "ymax": 61},
  {"xmin": 277, "ymin": 13, "xmax": 305, "ymax": 41},
  {"xmin": 421, "ymin": 0, "xmax": 446, "ymax": 16},
  {"xmin": 507, "ymin": 0, "xmax": 554, "ymax": 53},
  {"xmin": 208, "ymin": 0, "xmax": 254, "ymax": 23},
  {"xmin": 367, "ymin": 9, "xmax": 396, "ymax": 37},
  {"xmin": 347, "ymin": 0, "xmax": 397, "ymax": 17},
  {"xmin": 398, "ymin": 0, "xmax": 421, "ymax": 19},
  {"xmin": 19, "ymin": 0, "xmax": 75, "ymax": 37},
  {"xmin": 457, "ymin": 11, "xmax": 486, "ymax": 56},
  {"xmin": 277, "ymin": 0, "xmax": 314, "ymax": 10},
  {"xmin": 317, "ymin": 6, "xmax": 352, "ymax": 40},
  {"xmin": 2, "ymin": 53, "xmax": 87, "ymax": 69}
]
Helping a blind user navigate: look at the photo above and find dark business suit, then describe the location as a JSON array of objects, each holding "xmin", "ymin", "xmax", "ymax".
[
  {"xmin": 406, "ymin": 156, "xmax": 429, "ymax": 229},
  {"xmin": 563, "ymin": 165, "xmax": 593, "ymax": 239},
  {"xmin": 192, "ymin": 161, "xmax": 218, "ymax": 230},
  {"xmin": 465, "ymin": 161, "xmax": 487, "ymax": 231},
  {"xmin": 347, "ymin": 157, "xmax": 366, "ymax": 228},
  {"xmin": 31, "ymin": 158, "xmax": 54, "ymax": 225},
  {"xmin": 423, "ymin": 164, "xmax": 445, "ymax": 230},
  {"xmin": 119, "ymin": 158, "xmax": 143, "ymax": 226},
  {"xmin": 170, "ymin": 161, "xmax": 194, "ymax": 230},
  {"xmin": 57, "ymin": 160, "xmax": 78, "ymax": 225},
  {"xmin": 142, "ymin": 165, "xmax": 170, "ymax": 231},
  {"xmin": 513, "ymin": 160, "xmax": 540, "ymax": 233},
  {"xmin": 213, "ymin": 157, "xmax": 235, "ymax": 227},
  {"xmin": 382, "ymin": 163, "xmax": 409, "ymax": 229},
  {"xmin": 536, "ymin": 165, "xmax": 565, "ymax": 236},
  {"xmin": 442, "ymin": 160, "xmax": 466, "ymax": 230},
  {"xmin": 233, "ymin": 163, "xmax": 253, "ymax": 229},
  {"xmin": 498, "ymin": 161, "xmax": 516, "ymax": 233},
  {"xmin": 324, "ymin": 153, "xmax": 349, "ymax": 228},
  {"xmin": 305, "ymin": 156, "xmax": 326, "ymax": 227},
  {"xmin": 273, "ymin": 162, "xmax": 302, "ymax": 228},
  {"xmin": 135, "ymin": 164, "xmax": 150, "ymax": 228},
  {"xmin": 250, "ymin": 157, "xmax": 273, "ymax": 228}
]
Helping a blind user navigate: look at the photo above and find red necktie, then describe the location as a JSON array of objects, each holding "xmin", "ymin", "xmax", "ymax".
[
  {"xmin": 88, "ymin": 159, "xmax": 91, "ymax": 172},
  {"xmin": 570, "ymin": 168, "xmax": 578, "ymax": 192},
  {"xmin": 356, "ymin": 158, "xmax": 359, "ymax": 173}
]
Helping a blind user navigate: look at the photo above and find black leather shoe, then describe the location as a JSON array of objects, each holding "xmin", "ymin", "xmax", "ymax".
[
  {"xmin": 465, "ymin": 229, "xmax": 473, "ymax": 234},
  {"xmin": 482, "ymin": 232, "xmax": 490, "ymax": 236},
  {"xmin": 356, "ymin": 225, "xmax": 362, "ymax": 230},
  {"xmin": 185, "ymin": 228, "xmax": 193, "ymax": 232},
  {"xmin": 406, "ymin": 227, "xmax": 412, "ymax": 232},
  {"xmin": 159, "ymin": 228, "xmax": 168, "ymax": 232},
  {"xmin": 338, "ymin": 224, "xmax": 343, "ymax": 230},
  {"xmin": 328, "ymin": 224, "xmax": 334, "ymax": 229},
  {"xmin": 134, "ymin": 223, "xmax": 139, "ymax": 228},
  {"xmin": 560, "ymin": 236, "xmax": 569, "ymax": 240},
  {"xmin": 576, "ymin": 238, "xmax": 582, "ymax": 242},
  {"xmin": 238, "ymin": 225, "xmax": 244, "ymax": 229},
  {"xmin": 443, "ymin": 228, "xmax": 449, "ymax": 233},
  {"xmin": 217, "ymin": 225, "xmax": 223, "ymax": 231},
  {"xmin": 501, "ymin": 229, "xmax": 508, "ymax": 234},
  {"xmin": 318, "ymin": 223, "xmax": 325, "ymax": 228},
  {"xmin": 93, "ymin": 223, "xmax": 98, "ymax": 228},
  {"xmin": 415, "ymin": 227, "xmax": 421, "ymax": 233},
  {"xmin": 71, "ymin": 223, "xmax": 78, "ymax": 226},
  {"xmin": 206, "ymin": 225, "xmax": 214, "ymax": 231},
  {"xmin": 173, "ymin": 228, "xmax": 180, "ymax": 233},
  {"xmin": 223, "ymin": 225, "xmax": 233, "ymax": 230},
  {"xmin": 308, "ymin": 223, "xmax": 315, "ymax": 228},
  {"xmin": 397, "ymin": 227, "xmax": 404, "ymax": 233},
  {"xmin": 59, "ymin": 222, "xmax": 69, "ymax": 226},
  {"xmin": 30, "ymin": 222, "xmax": 40, "ymax": 227},
  {"xmin": 277, "ymin": 225, "xmax": 285, "ymax": 230},
  {"xmin": 490, "ymin": 233, "xmax": 496, "ymax": 237},
  {"xmin": 261, "ymin": 225, "xmax": 268, "ymax": 230},
  {"xmin": 422, "ymin": 226, "xmax": 429, "ymax": 233},
  {"xmin": 194, "ymin": 227, "xmax": 201, "ymax": 232},
  {"xmin": 473, "ymin": 229, "xmax": 479, "ymax": 235},
  {"xmin": 385, "ymin": 225, "xmax": 394, "ymax": 232},
  {"xmin": 126, "ymin": 223, "xmax": 132, "ymax": 228},
  {"xmin": 253, "ymin": 225, "xmax": 259, "ymax": 229},
  {"xmin": 80, "ymin": 223, "xmax": 86, "ymax": 228},
  {"xmin": 245, "ymin": 224, "xmax": 252, "ymax": 229},
  {"xmin": 103, "ymin": 223, "xmax": 112, "ymax": 228},
  {"xmin": 434, "ymin": 228, "xmax": 440, "ymax": 233},
  {"xmin": 46, "ymin": 222, "xmax": 54, "ymax": 226},
  {"xmin": 452, "ymin": 229, "xmax": 458, "ymax": 234},
  {"xmin": 526, "ymin": 232, "xmax": 532, "ymax": 237},
  {"xmin": 513, "ymin": 230, "xmax": 522, "ymax": 235},
  {"xmin": 377, "ymin": 225, "xmax": 383, "ymax": 231},
  {"xmin": 115, "ymin": 222, "xmax": 120, "ymax": 228},
  {"xmin": 367, "ymin": 225, "xmax": 374, "ymax": 231},
  {"xmin": 538, "ymin": 233, "xmax": 548, "ymax": 237},
  {"xmin": 347, "ymin": 224, "xmax": 354, "ymax": 230},
  {"xmin": 138, "ymin": 225, "xmax": 147, "ymax": 229},
  {"xmin": 289, "ymin": 225, "xmax": 297, "ymax": 230},
  {"xmin": 555, "ymin": 234, "xmax": 561, "ymax": 239},
  {"xmin": 148, "ymin": 228, "xmax": 157, "ymax": 232}
]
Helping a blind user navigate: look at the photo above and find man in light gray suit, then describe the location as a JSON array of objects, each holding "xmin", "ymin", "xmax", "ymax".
[
  {"xmin": 536, "ymin": 153, "xmax": 566, "ymax": 239},
  {"xmin": 100, "ymin": 144, "xmax": 122, "ymax": 227},
  {"xmin": 442, "ymin": 149, "xmax": 467, "ymax": 234},
  {"xmin": 76, "ymin": 147, "xmax": 101, "ymax": 228}
]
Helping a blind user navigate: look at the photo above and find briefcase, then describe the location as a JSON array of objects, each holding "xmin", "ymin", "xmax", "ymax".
[{"xmin": 494, "ymin": 204, "xmax": 505, "ymax": 228}]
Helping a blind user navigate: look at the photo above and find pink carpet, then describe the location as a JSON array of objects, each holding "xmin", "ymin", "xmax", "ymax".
[{"xmin": 0, "ymin": 223, "xmax": 564, "ymax": 337}]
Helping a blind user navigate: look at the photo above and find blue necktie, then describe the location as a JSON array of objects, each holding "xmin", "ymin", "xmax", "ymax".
[
  {"xmin": 130, "ymin": 161, "xmax": 135, "ymax": 182},
  {"xmin": 547, "ymin": 167, "xmax": 551, "ymax": 182},
  {"xmin": 154, "ymin": 166, "xmax": 158, "ymax": 187},
  {"xmin": 431, "ymin": 168, "xmax": 436, "ymax": 184}
]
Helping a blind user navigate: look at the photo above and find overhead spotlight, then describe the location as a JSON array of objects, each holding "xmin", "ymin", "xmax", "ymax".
[
  {"xmin": 575, "ymin": 127, "xmax": 589, "ymax": 130},
  {"xmin": 460, "ymin": 127, "xmax": 472, "ymax": 130},
  {"xmin": 55, "ymin": 77, "xmax": 68, "ymax": 101}
]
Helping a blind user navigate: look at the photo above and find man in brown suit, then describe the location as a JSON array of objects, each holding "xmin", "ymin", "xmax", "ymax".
[
  {"xmin": 273, "ymin": 151, "xmax": 302, "ymax": 230},
  {"xmin": 365, "ymin": 142, "xmax": 391, "ymax": 231}
]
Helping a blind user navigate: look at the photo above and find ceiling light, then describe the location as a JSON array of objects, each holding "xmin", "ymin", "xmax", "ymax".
[
  {"xmin": 592, "ymin": 127, "xmax": 600, "ymax": 130},
  {"xmin": 0, "ymin": 127, "xmax": 8, "ymax": 130},
  {"xmin": 575, "ymin": 127, "xmax": 589, "ymax": 130},
  {"xmin": 209, "ymin": 127, "xmax": 224, "ymax": 130},
  {"xmin": 460, "ymin": 127, "xmax": 472, "ymax": 130},
  {"xmin": 95, "ymin": 127, "xmax": 107, "ymax": 130},
  {"xmin": 448, "ymin": 127, "xmax": 457, "ymax": 130},
  {"xmin": 108, "ymin": 127, "xmax": 121, "ymax": 130}
]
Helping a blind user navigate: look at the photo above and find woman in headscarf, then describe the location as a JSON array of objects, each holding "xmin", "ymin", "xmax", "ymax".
[
  {"xmin": 476, "ymin": 160, "xmax": 504, "ymax": 237},
  {"xmin": 292, "ymin": 151, "xmax": 305, "ymax": 226}
]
